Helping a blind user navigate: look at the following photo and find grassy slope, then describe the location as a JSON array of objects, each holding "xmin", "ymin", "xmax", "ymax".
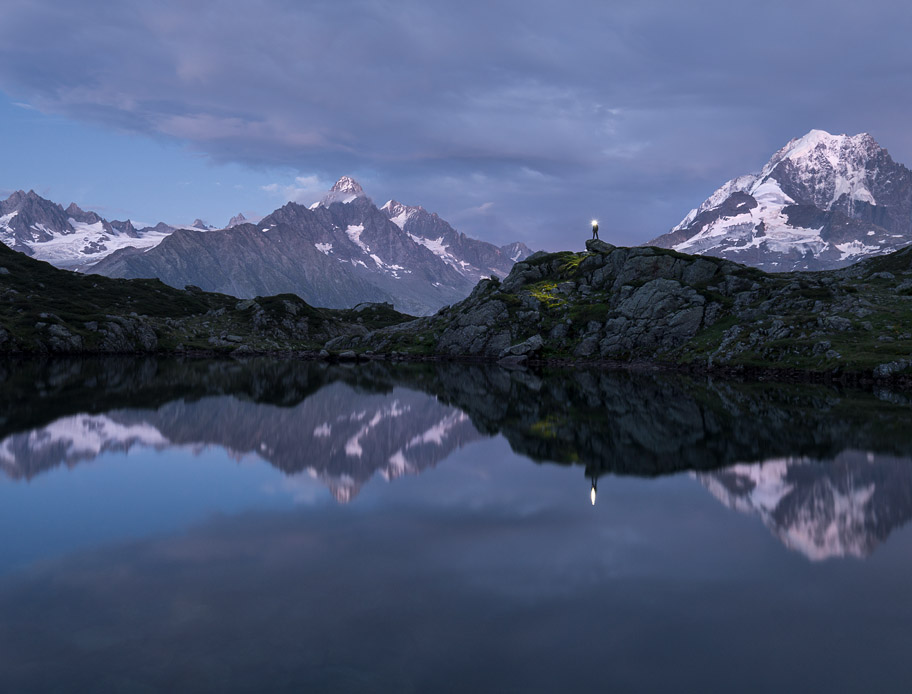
[{"xmin": 0, "ymin": 243, "xmax": 411, "ymax": 352}]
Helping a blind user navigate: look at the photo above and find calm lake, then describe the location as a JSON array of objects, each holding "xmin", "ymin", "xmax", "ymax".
[{"xmin": 1, "ymin": 358, "xmax": 911, "ymax": 692}]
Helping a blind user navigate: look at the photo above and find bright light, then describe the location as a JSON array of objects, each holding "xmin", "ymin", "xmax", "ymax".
[
  {"xmin": 590, "ymin": 486, "xmax": 597, "ymax": 505},
  {"xmin": 591, "ymin": 219, "xmax": 598, "ymax": 226}
]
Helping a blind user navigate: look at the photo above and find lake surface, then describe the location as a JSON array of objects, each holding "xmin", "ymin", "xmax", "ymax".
[{"xmin": 1, "ymin": 358, "xmax": 912, "ymax": 692}]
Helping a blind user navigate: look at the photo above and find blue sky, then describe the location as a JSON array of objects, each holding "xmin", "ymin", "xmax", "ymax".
[{"xmin": 1, "ymin": 0, "xmax": 911, "ymax": 250}]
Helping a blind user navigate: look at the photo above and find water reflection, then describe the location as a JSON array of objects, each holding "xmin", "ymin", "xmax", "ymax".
[
  {"xmin": 4, "ymin": 359, "xmax": 912, "ymax": 691},
  {"xmin": 0, "ymin": 383, "xmax": 478, "ymax": 503},
  {"xmin": 697, "ymin": 451, "xmax": 912, "ymax": 560},
  {"xmin": 1, "ymin": 358, "xmax": 912, "ymax": 557}
]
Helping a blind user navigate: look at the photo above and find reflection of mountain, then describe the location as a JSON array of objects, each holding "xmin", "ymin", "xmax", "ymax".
[
  {"xmin": 696, "ymin": 452, "xmax": 912, "ymax": 560},
  {"xmin": 4, "ymin": 357, "xmax": 912, "ymax": 510},
  {"xmin": 0, "ymin": 414, "xmax": 170, "ymax": 477},
  {"xmin": 0, "ymin": 381, "xmax": 480, "ymax": 502}
]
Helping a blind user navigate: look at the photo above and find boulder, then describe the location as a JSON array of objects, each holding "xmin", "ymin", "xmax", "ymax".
[
  {"xmin": 499, "ymin": 334, "xmax": 544, "ymax": 358},
  {"xmin": 585, "ymin": 239, "xmax": 616, "ymax": 254}
]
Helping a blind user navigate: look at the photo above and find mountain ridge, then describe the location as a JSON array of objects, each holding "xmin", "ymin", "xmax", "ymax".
[{"xmin": 89, "ymin": 177, "xmax": 532, "ymax": 315}]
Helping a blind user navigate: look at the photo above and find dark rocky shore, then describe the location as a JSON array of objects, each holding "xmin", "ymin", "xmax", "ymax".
[{"xmin": 3, "ymin": 237, "xmax": 912, "ymax": 382}]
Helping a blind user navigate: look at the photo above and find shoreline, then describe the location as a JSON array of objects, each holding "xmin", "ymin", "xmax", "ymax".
[{"xmin": 2, "ymin": 348, "xmax": 911, "ymax": 391}]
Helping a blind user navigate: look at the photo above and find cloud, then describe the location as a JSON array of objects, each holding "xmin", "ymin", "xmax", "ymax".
[
  {"xmin": 262, "ymin": 174, "xmax": 332, "ymax": 205},
  {"xmin": 0, "ymin": 0, "xmax": 911, "ymax": 244}
]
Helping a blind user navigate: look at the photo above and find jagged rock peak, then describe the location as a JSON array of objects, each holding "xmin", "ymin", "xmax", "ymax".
[
  {"xmin": 191, "ymin": 219, "xmax": 209, "ymax": 229},
  {"xmin": 65, "ymin": 202, "xmax": 85, "ymax": 216},
  {"xmin": 227, "ymin": 213, "xmax": 247, "ymax": 228},
  {"xmin": 381, "ymin": 199, "xmax": 424, "ymax": 228},
  {"xmin": 382, "ymin": 199, "xmax": 424, "ymax": 214},
  {"xmin": 330, "ymin": 176, "xmax": 364, "ymax": 195},
  {"xmin": 8, "ymin": 189, "xmax": 39, "ymax": 202},
  {"xmin": 4, "ymin": 189, "xmax": 50, "ymax": 208}
]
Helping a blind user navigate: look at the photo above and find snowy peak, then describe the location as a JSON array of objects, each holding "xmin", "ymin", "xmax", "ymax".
[
  {"xmin": 330, "ymin": 176, "xmax": 364, "ymax": 195},
  {"xmin": 321, "ymin": 176, "xmax": 368, "ymax": 205},
  {"xmin": 1, "ymin": 189, "xmax": 77, "ymax": 248},
  {"xmin": 760, "ymin": 129, "xmax": 882, "ymax": 209},
  {"xmin": 766, "ymin": 130, "xmax": 877, "ymax": 173},
  {"xmin": 651, "ymin": 129, "xmax": 912, "ymax": 271},
  {"xmin": 381, "ymin": 199, "xmax": 420, "ymax": 229}
]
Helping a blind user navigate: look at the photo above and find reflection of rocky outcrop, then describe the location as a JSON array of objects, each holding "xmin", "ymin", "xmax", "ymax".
[
  {"xmin": 696, "ymin": 452, "xmax": 912, "ymax": 560},
  {"xmin": 0, "ymin": 378, "xmax": 480, "ymax": 502},
  {"xmin": 4, "ymin": 357, "xmax": 912, "ymax": 504},
  {"xmin": 401, "ymin": 365, "xmax": 912, "ymax": 479}
]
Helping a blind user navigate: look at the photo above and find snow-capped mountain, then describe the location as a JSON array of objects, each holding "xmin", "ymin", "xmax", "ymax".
[
  {"xmin": 320, "ymin": 175, "xmax": 365, "ymax": 205},
  {"xmin": 90, "ymin": 177, "xmax": 533, "ymax": 315},
  {"xmin": 650, "ymin": 130, "xmax": 912, "ymax": 271},
  {"xmin": 0, "ymin": 191, "xmax": 266, "ymax": 270},
  {"xmin": 696, "ymin": 451, "xmax": 912, "ymax": 560},
  {"xmin": 0, "ymin": 384, "xmax": 482, "ymax": 503},
  {"xmin": 1, "ymin": 179, "xmax": 532, "ymax": 313},
  {"xmin": 0, "ymin": 190, "xmax": 171, "ymax": 269},
  {"xmin": 379, "ymin": 198, "xmax": 532, "ymax": 284}
]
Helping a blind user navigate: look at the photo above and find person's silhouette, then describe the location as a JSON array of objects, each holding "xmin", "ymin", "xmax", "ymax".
[{"xmin": 591, "ymin": 220, "xmax": 599, "ymax": 240}]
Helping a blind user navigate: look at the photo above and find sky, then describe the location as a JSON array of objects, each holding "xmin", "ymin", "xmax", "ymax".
[{"xmin": 0, "ymin": 0, "xmax": 911, "ymax": 251}]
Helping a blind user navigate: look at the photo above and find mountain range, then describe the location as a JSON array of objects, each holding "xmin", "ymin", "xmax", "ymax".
[
  {"xmin": 650, "ymin": 130, "xmax": 912, "ymax": 271},
  {"xmin": 0, "ymin": 178, "xmax": 532, "ymax": 315},
  {"xmin": 6, "ymin": 129, "xmax": 912, "ymax": 307}
]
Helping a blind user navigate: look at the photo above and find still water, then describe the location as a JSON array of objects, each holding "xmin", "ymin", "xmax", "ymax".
[{"xmin": 1, "ymin": 358, "xmax": 911, "ymax": 692}]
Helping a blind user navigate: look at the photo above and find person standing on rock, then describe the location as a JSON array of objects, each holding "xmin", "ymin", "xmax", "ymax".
[{"xmin": 591, "ymin": 220, "xmax": 599, "ymax": 240}]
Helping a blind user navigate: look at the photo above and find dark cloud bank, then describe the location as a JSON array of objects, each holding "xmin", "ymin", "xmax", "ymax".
[{"xmin": 0, "ymin": 0, "xmax": 910, "ymax": 249}]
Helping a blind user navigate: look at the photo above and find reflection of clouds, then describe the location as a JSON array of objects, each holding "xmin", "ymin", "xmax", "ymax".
[
  {"xmin": 5, "ymin": 465, "xmax": 911, "ymax": 694},
  {"xmin": 262, "ymin": 474, "xmax": 326, "ymax": 505},
  {"xmin": 3, "ymin": 428, "xmax": 912, "ymax": 690}
]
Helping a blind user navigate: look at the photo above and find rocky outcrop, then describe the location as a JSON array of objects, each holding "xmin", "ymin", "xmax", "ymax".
[
  {"xmin": 326, "ymin": 239, "xmax": 912, "ymax": 377},
  {"xmin": 330, "ymin": 240, "xmax": 766, "ymax": 360}
]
